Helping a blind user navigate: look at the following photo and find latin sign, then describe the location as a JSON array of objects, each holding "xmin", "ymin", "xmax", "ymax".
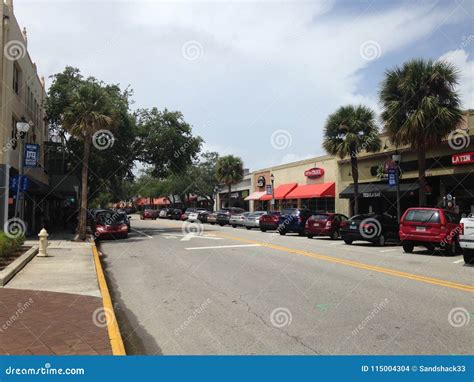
[
  {"xmin": 24, "ymin": 143, "xmax": 40, "ymax": 167},
  {"xmin": 304, "ymin": 167, "xmax": 324, "ymax": 179},
  {"xmin": 452, "ymin": 152, "xmax": 474, "ymax": 165},
  {"xmin": 257, "ymin": 176, "xmax": 266, "ymax": 187}
]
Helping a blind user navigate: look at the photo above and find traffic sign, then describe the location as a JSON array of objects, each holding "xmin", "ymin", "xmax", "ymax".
[{"xmin": 388, "ymin": 169, "xmax": 396, "ymax": 187}]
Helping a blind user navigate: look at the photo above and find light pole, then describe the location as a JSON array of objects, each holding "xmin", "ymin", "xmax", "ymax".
[
  {"xmin": 392, "ymin": 152, "xmax": 402, "ymax": 223},
  {"xmin": 270, "ymin": 173, "xmax": 275, "ymax": 211},
  {"xmin": 14, "ymin": 118, "xmax": 31, "ymax": 219}
]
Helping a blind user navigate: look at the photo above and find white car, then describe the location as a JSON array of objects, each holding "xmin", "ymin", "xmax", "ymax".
[{"xmin": 460, "ymin": 215, "xmax": 474, "ymax": 264}]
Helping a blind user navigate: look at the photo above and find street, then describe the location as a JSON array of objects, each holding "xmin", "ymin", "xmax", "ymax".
[{"xmin": 99, "ymin": 216, "xmax": 473, "ymax": 355}]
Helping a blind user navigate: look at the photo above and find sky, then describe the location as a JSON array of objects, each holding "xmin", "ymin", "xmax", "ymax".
[{"xmin": 14, "ymin": 0, "xmax": 474, "ymax": 172}]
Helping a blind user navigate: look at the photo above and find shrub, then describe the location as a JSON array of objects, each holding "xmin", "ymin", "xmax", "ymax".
[{"xmin": 0, "ymin": 231, "xmax": 25, "ymax": 258}]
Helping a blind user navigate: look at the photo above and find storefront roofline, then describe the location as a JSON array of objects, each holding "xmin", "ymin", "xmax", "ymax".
[{"xmin": 251, "ymin": 153, "xmax": 335, "ymax": 175}]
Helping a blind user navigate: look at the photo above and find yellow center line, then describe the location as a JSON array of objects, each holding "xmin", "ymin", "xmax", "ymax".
[{"xmin": 213, "ymin": 232, "xmax": 474, "ymax": 294}]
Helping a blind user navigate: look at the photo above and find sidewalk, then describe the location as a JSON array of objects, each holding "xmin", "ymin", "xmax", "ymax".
[{"xmin": 0, "ymin": 233, "xmax": 113, "ymax": 355}]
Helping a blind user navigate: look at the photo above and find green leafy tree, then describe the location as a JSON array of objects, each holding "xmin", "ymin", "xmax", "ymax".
[
  {"xmin": 62, "ymin": 79, "xmax": 117, "ymax": 240},
  {"xmin": 191, "ymin": 151, "xmax": 220, "ymax": 207},
  {"xmin": 136, "ymin": 108, "xmax": 203, "ymax": 177},
  {"xmin": 323, "ymin": 105, "xmax": 381, "ymax": 215},
  {"xmin": 216, "ymin": 155, "xmax": 244, "ymax": 208},
  {"xmin": 380, "ymin": 59, "xmax": 463, "ymax": 206}
]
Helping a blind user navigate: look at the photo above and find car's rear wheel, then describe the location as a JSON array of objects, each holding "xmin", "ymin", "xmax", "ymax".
[
  {"xmin": 330, "ymin": 230, "xmax": 338, "ymax": 240},
  {"xmin": 444, "ymin": 242, "xmax": 457, "ymax": 256},
  {"xmin": 279, "ymin": 230, "xmax": 286, "ymax": 236},
  {"xmin": 343, "ymin": 238, "xmax": 352, "ymax": 245},
  {"xmin": 246, "ymin": 227, "xmax": 251, "ymax": 230},
  {"xmin": 260, "ymin": 228, "xmax": 266, "ymax": 232},
  {"xmin": 402, "ymin": 241, "xmax": 414, "ymax": 253},
  {"xmin": 232, "ymin": 224, "xmax": 237, "ymax": 228},
  {"xmin": 463, "ymin": 250, "xmax": 474, "ymax": 265},
  {"xmin": 377, "ymin": 234, "xmax": 386, "ymax": 247},
  {"xmin": 298, "ymin": 232, "xmax": 305, "ymax": 236},
  {"xmin": 219, "ymin": 223, "xmax": 225, "ymax": 227}
]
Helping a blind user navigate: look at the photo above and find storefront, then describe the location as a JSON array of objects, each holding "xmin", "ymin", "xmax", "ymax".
[
  {"xmin": 249, "ymin": 155, "xmax": 338, "ymax": 212},
  {"xmin": 338, "ymin": 110, "xmax": 474, "ymax": 217},
  {"xmin": 216, "ymin": 170, "xmax": 251, "ymax": 210}
]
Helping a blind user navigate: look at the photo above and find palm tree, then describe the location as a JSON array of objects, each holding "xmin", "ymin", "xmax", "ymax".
[
  {"xmin": 380, "ymin": 59, "xmax": 463, "ymax": 206},
  {"xmin": 216, "ymin": 155, "xmax": 244, "ymax": 208},
  {"xmin": 323, "ymin": 105, "xmax": 381, "ymax": 215},
  {"xmin": 63, "ymin": 80, "xmax": 115, "ymax": 240}
]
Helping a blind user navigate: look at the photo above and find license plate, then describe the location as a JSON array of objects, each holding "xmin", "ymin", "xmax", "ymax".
[
  {"xmin": 350, "ymin": 224, "xmax": 357, "ymax": 230},
  {"xmin": 416, "ymin": 226, "xmax": 426, "ymax": 232}
]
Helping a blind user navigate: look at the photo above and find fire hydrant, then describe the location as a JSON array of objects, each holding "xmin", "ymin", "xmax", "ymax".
[{"xmin": 38, "ymin": 228, "xmax": 49, "ymax": 257}]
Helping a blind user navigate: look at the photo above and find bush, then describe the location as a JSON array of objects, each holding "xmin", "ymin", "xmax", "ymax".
[{"xmin": 0, "ymin": 231, "xmax": 25, "ymax": 258}]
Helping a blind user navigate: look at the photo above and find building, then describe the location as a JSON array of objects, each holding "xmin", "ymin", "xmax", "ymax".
[
  {"xmin": 338, "ymin": 110, "xmax": 474, "ymax": 217},
  {"xmin": 216, "ymin": 169, "xmax": 252, "ymax": 210},
  {"xmin": 247, "ymin": 155, "xmax": 338, "ymax": 213},
  {"xmin": 1, "ymin": 0, "xmax": 50, "ymax": 234}
]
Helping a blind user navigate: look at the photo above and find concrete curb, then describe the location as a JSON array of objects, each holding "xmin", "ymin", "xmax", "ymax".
[
  {"xmin": 0, "ymin": 246, "xmax": 39, "ymax": 286},
  {"xmin": 91, "ymin": 242, "xmax": 126, "ymax": 355}
]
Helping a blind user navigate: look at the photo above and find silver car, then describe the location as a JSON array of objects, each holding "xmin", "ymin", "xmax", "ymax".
[
  {"xmin": 229, "ymin": 212, "xmax": 251, "ymax": 228},
  {"xmin": 243, "ymin": 211, "xmax": 267, "ymax": 230}
]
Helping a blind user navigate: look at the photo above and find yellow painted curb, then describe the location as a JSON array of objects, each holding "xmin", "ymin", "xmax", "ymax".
[
  {"xmin": 92, "ymin": 243, "xmax": 126, "ymax": 355},
  {"xmin": 214, "ymin": 232, "xmax": 474, "ymax": 294}
]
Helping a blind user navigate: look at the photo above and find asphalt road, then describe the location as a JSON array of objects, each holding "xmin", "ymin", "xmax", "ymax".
[{"xmin": 99, "ymin": 215, "xmax": 474, "ymax": 355}]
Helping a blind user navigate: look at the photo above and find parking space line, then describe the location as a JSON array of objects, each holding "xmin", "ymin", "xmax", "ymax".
[
  {"xmin": 453, "ymin": 259, "xmax": 465, "ymax": 264},
  {"xmin": 186, "ymin": 244, "xmax": 262, "ymax": 250},
  {"xmin": 379, "ymin": 248, "xmax": 400, "ymax": 253},
  {"xmin": 213, "ymin": 232, "xmax": 474, "ymax": 294}
]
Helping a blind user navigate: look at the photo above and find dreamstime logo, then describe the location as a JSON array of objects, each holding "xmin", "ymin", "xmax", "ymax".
[
  {"xmin": 92, "ymin": 307, "xmax": 114, "ymax": 328},
  {"xmin": 447, "ymin": 129, "xmax": 470, "ymax": 151},
  {"xmin": 352, "ymin": 298, "xmax": 390, "ymax": 336},
  {"xmin": 448, "ymin": 307, "xmax": 470, "ymax": 328},
  {"xmin": 92, "ymin": 129, "xmax": 115, "ymax": 150},
  {"xmin": 182, "ymin": 40, "xmax": 203, "ymax": 61},
  {"xmin": 4, "ymin": 40, "xmax": 27, "ymax": 61},
  {"xmin": 4, "ymin": 218, "xmax": 26, "ymax": 239},
  {"xmin": 359, "ymin": 217, "xmax": 381, "ymax": 239},
  {"xmin": 359, "ymin": 40, "xmax": 381, "ymax": 61},
  {"xmin": 270, "ymin": 307, "xmax": 292, "ymax": 328},
  {"xmin": 270, "ymin": 129, "xmax": 292, "ymax": 150},
  {"xmin": 182, "ymin": 220, "xmax": 204, "ymax": 240}
]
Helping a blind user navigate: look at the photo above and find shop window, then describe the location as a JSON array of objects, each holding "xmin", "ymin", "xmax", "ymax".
[
  {"xmin": 13, "ymin": 64, "xmax": 20, "ymax": 95},
  {"xmin": 304, "ymin": 198, "xmax": 335, "ymax": 213}
]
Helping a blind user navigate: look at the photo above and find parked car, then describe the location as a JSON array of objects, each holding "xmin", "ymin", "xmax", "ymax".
[
  {"xmin": 115, "ymin": 210, "xmax": 131, "ymax": 232},
  {"xmin": 206, "ymin": 212, "xmax": 217, "ymax": 225},
  {"xmin": 123, "ymin": 207, "xmax": 136, "ymax": 214},
  {"xmin": 399, "ymin": 208, "xmax": 461, "ymax": 255},
  {"xmin": 277, "ymin": 208, "xmax": 315, "ymax": 236},
  {"xmin": 140, "ymin": 209, "xmax": 159, "ymax": 220},
  {"xmin": 460, "ymin": 215, "xmax": 474, "ymax": 264},
  {"xmin": 243, "ymin": 211, "xmax": 267, "ymax": 230},
  {"xmin": 229, "ymin": 212, "xmax": 251, "ymax": 228},
  {"xmin": 196, "ymin": 210, "xmax": 212, "ymax": 223},
  {"xmin": 92, "ymin": 210, "xmax": 129, "ymax": 239},
  {"xmin": 259, "ymin": 211, "xmax": 281, "ymax": 232},
  {"xmin": 216, "ymin": 207, "xmax": 245, "ymax": 226},
  {"xmin": 181, "ymin": 208, "xmax": 197, "ymax": 221},
  {"xmin": 159, "ymin": 208, "xmax": 169, "ymax": 218},
  {"xmin": 305, "ymin": 213, "xmax": 349, "ymax": 240},
  {"xmin": 170, "ymin": 208, "xmax": 184, "ymax": 220},
  {"xmin": 187, "ymin": 208, "xmax": 209, "ymax": 222},
  {"xmin": 340, "ymin": 213, "xmax": 399, "ymax": 246}
]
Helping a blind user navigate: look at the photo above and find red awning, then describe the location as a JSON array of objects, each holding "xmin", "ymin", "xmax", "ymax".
[
  {"xmin": 135, "ymin": 198, "xmax": 150, "ymax": 206},
  {"xmin": 285, "ymin": 182, "xmax": 335, "ymax": 199},
  {"xmin": 154, "ymin": 197, "xmax": 170, "ymax": 205},
  {"xmin": 260, "ymin": 183, "xmax": 298, "ymax": 201}
]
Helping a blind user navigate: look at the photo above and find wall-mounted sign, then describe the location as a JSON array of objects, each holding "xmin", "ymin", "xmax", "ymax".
[
  {"xmin": 362, "ymin": 192, "xmax": 381, "ymax": 198},
  {"xmin": 257, "ymin": 176, "xmax": 266, "ymax": 187},
  {"xmin": 10, "ymin": 175, "xmax": 29, "ymax": 192},
  {"xmin": 24, "ymin": 143, "xmax": 40, "ymax": 167},
  {"xmin": 452, "ymin": 152, "xmax": 474, "ymax": 165},
  {"xmin": 304, "ymin": 167, "xmax": 324, "ymax": 179},
  {"xmin": 265, "ymin": 185, "xmax": 272, "ymax": 195}
]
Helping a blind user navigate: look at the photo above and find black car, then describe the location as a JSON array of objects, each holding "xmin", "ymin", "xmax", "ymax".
[
  {"xmin": 197, "ymin": 210, "xmax": 212, "ymax": 223},
  {"xmin": 170, "ymin": 208, "xmax": 184, "ymax": 220},
  {"xmin": 277, "ymin": 208, "xmax": 315, "ymax": 235},
  {"xmin": 216, "ymin": 207, "xmax": 245, "ymax": 226},
  {"xmin": 340, "ymin": 213, "xmax": 399, "ymax": 246}
]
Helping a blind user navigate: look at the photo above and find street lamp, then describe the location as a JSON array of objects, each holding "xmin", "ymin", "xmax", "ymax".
[
  {"xmin": 270, "ymin": 173, "xmax": 275, "ymax": 211},
  {"xmin": 14, "ymin": 118, "xmax": 31, "ymax": 219},
  {"xmin": 392, "ymin": 151, "xmax": 402, "ymax": 223}
]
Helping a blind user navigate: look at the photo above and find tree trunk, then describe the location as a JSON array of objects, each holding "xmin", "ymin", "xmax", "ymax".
[
  {"xmin": 78, "ymin": 135, "xmax": 91, "ymax": 240},
  {"xmin": 417, "ymin": 144, "xmax": 427, "ymax": 207},
  {"xmin": 350, "ymin": 154, "xmax": 359, "ymax": 216},
  {"xmin": 228, "ymin": 184, "xmax": 232, "ymax": 208}
]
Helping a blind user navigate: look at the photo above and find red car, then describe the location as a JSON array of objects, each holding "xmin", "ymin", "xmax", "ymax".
[
  {"xmin": 305, "ymin": 213, "xmax": 348, "ymax": 240},
  {"xmin": 140, "ymin": 209, "xmax": 159, "ymax": 220},
  {"xmin": 93, "ymin": 212, "xmax": 129, "ymax": 239},
  {"xmin": 259, "ymin": 212, "xmax": 281, "ymax": 232},
  {"xmin": 399, "ymin": 207, "xmax": 461, "ymax": 255}
]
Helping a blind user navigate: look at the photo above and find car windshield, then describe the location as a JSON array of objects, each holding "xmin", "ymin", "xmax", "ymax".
[
  {"xmin": 311, "ymin": 214, "xmax": 330, "ymax": 220},
  {"xmin": 404, "ymin": 209, "xmax": 440, "ymax": 223},
  {"xmin": 281, "ymin": 209, "xmax": 297, "ymax": 215},
  {"xmin": 97, "ymin": 212, "xmax": 126, "ymax": 225}
]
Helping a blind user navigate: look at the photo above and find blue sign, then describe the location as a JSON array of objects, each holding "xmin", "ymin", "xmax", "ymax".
[
  {"xmin": 9, "ymin": 175, "xmax": 29, "ymax": 192},
  {"xmin": 388, "ymin": 168, "xmax": 397, "ymax": 187},
  {"xmin": 24, "ymin": 143, "xmax": 40, "ymax": 167}
]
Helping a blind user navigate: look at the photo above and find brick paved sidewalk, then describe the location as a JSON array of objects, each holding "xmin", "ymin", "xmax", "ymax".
[{"xmin": 0, "ymin": 288, "xmax": 112, "ymax": 355}]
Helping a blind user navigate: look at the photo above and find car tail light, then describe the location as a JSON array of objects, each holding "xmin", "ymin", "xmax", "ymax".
[
  {"xmin": 325, "ymin": 220, "xmax": 332, "ymax": 228},
  {"xmin": 460, "ymin": 223, "xmax": 464, "ymax": 235},
  {"xmin": 440, "ymin": 225, "xmax": 446, "ymax": 231}
]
